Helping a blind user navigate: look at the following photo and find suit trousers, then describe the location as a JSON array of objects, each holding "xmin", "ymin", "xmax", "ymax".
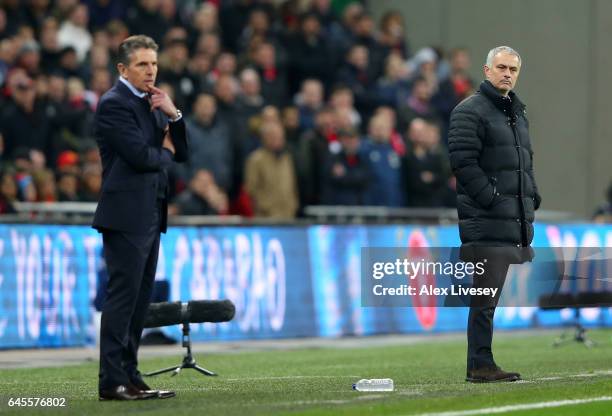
[
  {"xmin": 466, "ymin": 260, "xmax": 510, "ymax": 371},
  {"xmin": 98, "ymin": 199, "xmax": 162, "ymax": 391}
]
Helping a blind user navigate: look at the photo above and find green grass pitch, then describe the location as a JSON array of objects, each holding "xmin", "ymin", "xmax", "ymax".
[{"xmin": 1, "ymin": 329, "xmax": 611, "ymax": 415}]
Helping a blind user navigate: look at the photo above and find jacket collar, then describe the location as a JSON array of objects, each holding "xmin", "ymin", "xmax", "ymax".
[
  {"xmin": 114, "ymin": 80, "xmax": 150, "ymax": 110},
  {"xmin": 118, "ymin": 76, "xmax": 147, "ymax": 98},
  {"xmin": 479, "ymin": 80, "xmax": 526, "ymax": 115}
]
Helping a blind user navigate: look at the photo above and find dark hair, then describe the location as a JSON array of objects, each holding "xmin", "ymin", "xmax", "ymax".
[{"xmin": 117, "ymin": 35, "xmax": 158, "ymax": 66}]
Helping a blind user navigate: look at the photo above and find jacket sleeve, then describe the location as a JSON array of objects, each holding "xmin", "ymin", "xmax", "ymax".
[
  {"xmin": 168, "ymin": 117, "xmax": 189, "ymax": 163},
  {"xmin": 528, "ymin": 152, "xmax": 542, "ymax": 210},
  {"xmin": 96, "ymin": 97, "xmax": 174, "ymax": 172},
  {"xmin": 448, "ymin": 106, "xmax": 497, "ymax": 208}
]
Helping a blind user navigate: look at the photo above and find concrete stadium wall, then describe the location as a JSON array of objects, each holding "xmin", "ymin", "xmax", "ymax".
[{"xmin": 371, "ymin": 0, "xmax": 612, "ymax": 217}]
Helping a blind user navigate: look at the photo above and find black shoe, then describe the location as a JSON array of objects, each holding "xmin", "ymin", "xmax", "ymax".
[
  {"xmin": 99, "ymin": 384, "xmax": 157, "ymax": 401},
  {"xmin": 466, "ymin": 366, "xmax": 521, "ymax": 383},
  {"xmin": 130, "ymin": 380, "xmax": 176, "ymax": 399}
]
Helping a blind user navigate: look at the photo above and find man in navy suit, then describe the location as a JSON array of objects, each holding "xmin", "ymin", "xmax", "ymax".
[{"xmin": 93, "ymin": 35, "xmax": 187, "ymax": 401}]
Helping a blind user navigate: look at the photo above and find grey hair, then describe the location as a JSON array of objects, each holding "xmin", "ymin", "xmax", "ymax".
[
  {"xmin": 485, "ymin": 46, "xmax": 521, "ymax": 67},
  {"xmin": 117, "ymin": 35, "xmax": 158, "ymax": 65}
]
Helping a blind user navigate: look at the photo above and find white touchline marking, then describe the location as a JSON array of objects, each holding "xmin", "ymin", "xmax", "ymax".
[
  {"xmin": 220, "ymin": 369, "xmax": 612, "ymax": 383},
  {"xmin": 534, "ymin": 369, "xmax": 612, "ymax": 381},
  {"xmin": 411, "ymin": 396, "xmax": 612, "ymax": 416},
  {"xmin": 223, "ymin": 375, "xmax": 361, "ymax": 381}
]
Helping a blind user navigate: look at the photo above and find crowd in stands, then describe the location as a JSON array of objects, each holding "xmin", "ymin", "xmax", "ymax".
[{"xmin": 0, "ymin": 0, "xmax": 478, "ymax": 218}]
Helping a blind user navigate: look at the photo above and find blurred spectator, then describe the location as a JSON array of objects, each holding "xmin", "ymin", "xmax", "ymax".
[
  {"xmin": 295, "ymin": 78, "xmax": 324, "ymax": 131},
  {"xmin": 90, "ymin": 67, "xmax": 111, "ymax": 98},
  {"xmin": 57, "ymin": 46, "xmax": 84, "ymax": 79},
  {"xmin": 87, "ymin": 44, "xmax": 112, "ymax": 75},
  {"xmin": 212, "ymin": 71, "xmax": 238, "ymax": 111},
  {"xmin": 159, "ymin": 0, "xmax": 182, "ymax": 29},
  {"xmin": 237, "ymin": 7, "xmax": 274, "ymax": 53},
  {"xmin": 281, "ymin": 105, "xmax": 301, "ymax": 158},
  {"xmin": 169, "ymin": 169, "xmax": 228, "ymax": 216},
  {"xmin": 16, "ymin": 40, "xmax": 41, "ymax": 76},
  {"xmin": 1, "ymin": 70, "xmax": 51, "ymax": 162},
  {"xmin": 593, "ymin": 182, "xmax": 612, "ymax": 223},
  {"xmin": 378, "ymin": 10, "xmax": 409, "ymax": 59},
  {"xmin": 376, "ymin": 52, "xmax": 411, "ymax": 108},
  {"xmin": 191, "ymin": 3, "xmax": 218, "ymax": 38},
  {"xmin": 1, "ymin": 1, "xmax": 23, "ymax": 39},
  {"xmin": 15, "ymin": 173, "xmax": 38, "ymax": 203},
  {"xmin": 58, "ymin": 4, "xmax": 92, "ymax": 63},
  {"xmin": 45, "ymin": 75, "xmax": 94, "ymax": 160},
  {"xmin": 39, "ymin": 17, "xmax": 61, "ymax": 73},
  {"xmin": 126, "ymin": 0, "xmax": 168, "ymax": 45},
  {"xmin": 431, "ymin": 48, "xmax": 475, "ymax": 145},
  {"xmin": 403, "ymin": 118, "xmax": 451, "ymax": 207},
  {"xmin": 352, "ymin": 12, "xmax": 385, "ymax": 76},
  {"xmin": 237, "ymin": 68, "xmax": 264, "ymax": 119},
  {"xmin": 337, "ymin": 44, "xmax": 378, "ymax": 119},
  {"xmin": 245, "ymin": 122, "xmax": 298, "ymax": 219},
  {"xmin": 287, "ymin": 12, "xmax": 333, "ymax": 93},
  {"xmin": 80, "ymin": 162, "xmax": 101, "ymax": 201},
  {"xmin": 84, "ymin": 0, "xmax": 125, "ymax": 30},
  {"xmin": 0, "ymin": 38, "xmax": 18, "ymax": 86},
  {"xmin": 321, "ymin": 128, "xmax": 369, "ymax": 205},
  {"xmin": 445, "ymin": 47, "xmax": 475, "ymax": 102},
  {"xmin": 57, "ymin": 171, "xmax": 80, "ymax": 201},
  {"xmin": 188, "ymin": 51, "xmax": 214, "ymax": 92},
  {"xmin": 219, "ymin": 0, "xmax": 269, "ymax": 53},
  {"xmin": 0, "ymin": 8, "xmax": 10, "ymax": 40},
  {"xmin": 327, "ymin": 2, "xmax": 363, "ymax": 57},
  {"xmin": 80, "ymin": 139, "xmax": 101, "ymax": 165},
  {"xmin": 310, "ymin": 0, "xmax": 339, "ymax": 34},
  {"xmin": 158, "ymin": 38, "xmax": 197, "ymax": 112},
  {"xmin": 23, "ymin": 0, "xmax": 49, "ymax": 35},
  {"xmin": 29, "ymin": 148, "xmax": 47, "ymax": 172},
  {"xmin": 196, "ymin": 31, "xmax": 221, "ymax": 61},
  {"xmin": 106, "ymin": 19, "xmax": 129, "ymax": 65},
  {"xmin": 361, "ymin": 114, "xmax": 403, "ymax": 206},
  {"xmin": 376, "ymin": 106, "xmax": 405, "ymax": 156},
  {"xmin": 298, "ymin": 106, "xmax": 337, "ymax": 206},
  {"xmin": 55, "ymin": 150, "xmax": 80, "ymax": 175},
  {"xmin": 328, "ymin": 85, "xmax": 361, "ymax": 129},
  {"xmin": 397, "ymin": 76, "xmax": 441, "ymax": 133},
  {"xmin": 0, "ymin": 168, "xmax": 17, "ymax": 214},
  {"xmin": 183, "ymin": 93, "xmax": 233, "ymax": 193},
  {"xmin": 33, "ymin": 168, "xmax": 57, "ymax": 202},
  {"xmin": 244, "ymin": 105, "xmax": 281, "ymax": 160},
  {"xmin": 252, "ymin": 42, "xmax": 288, "ymax": 107}
]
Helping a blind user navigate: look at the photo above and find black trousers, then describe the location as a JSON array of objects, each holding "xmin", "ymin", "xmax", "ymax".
[
  {"xmin": 466, "ymin": 260, "xmax": 510, "ymax": 371},
  {"xmin": 98, "ymin": 201, "xmax": 162, "ymax": 391}
]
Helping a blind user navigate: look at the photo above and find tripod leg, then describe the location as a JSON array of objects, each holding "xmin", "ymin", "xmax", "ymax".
[
  {"xmin": 193, "ymin": 365, "xmax": 217, "ymax": 376},
  {"xmin": 144, "ymin": 366, "xmax": 181, "ymax": 377},
  {"xmin": 171, "ymin": 366, "xmax": 182, "ymax": 377},
  {"xmin": 553, "ymin": 330, "xmax": 569, "ymax": 347}
]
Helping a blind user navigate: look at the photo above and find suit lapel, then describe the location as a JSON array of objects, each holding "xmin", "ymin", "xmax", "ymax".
[{"xmin": 115, "ymin": 82, "xmax": 166, "ymax": 146}]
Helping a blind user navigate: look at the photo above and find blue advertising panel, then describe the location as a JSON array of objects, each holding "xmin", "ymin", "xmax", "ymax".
[
  {"xmin": 159, "ymin": 226, "xmax": 316, "ymax": 341},
  {"xmin": 0, "ymin": 225, "xmax": 100, "ymax": 348},
  {"xmin": 0, "ymin": 222, "xmax": 610, "ymax": 349}
]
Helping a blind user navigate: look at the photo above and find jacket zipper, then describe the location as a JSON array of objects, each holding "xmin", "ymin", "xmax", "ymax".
[{"xmin": 511, "ymin": 117, "xmax": 528, "ymax": 246}]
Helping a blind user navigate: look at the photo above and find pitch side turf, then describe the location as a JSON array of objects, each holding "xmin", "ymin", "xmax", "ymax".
[{"xmin": 1, "ymin": 329, "xmax": 611, "ymax": 415}]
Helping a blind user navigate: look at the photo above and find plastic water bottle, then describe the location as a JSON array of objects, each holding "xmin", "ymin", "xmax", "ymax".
[{"xmin": 352, "ymin": 378, "xmax": 394, "ymax": 392}]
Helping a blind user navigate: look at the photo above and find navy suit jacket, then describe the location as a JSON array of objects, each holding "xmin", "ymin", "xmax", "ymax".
[{"xmin": 92, "ymin": 81, "xmax": 188, "ymax": 234}]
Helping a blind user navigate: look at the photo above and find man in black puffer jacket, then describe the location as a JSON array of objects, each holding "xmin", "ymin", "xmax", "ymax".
[{"xmin": 448, "ymin": 46, "xmax": 542, "ymax": 383}]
